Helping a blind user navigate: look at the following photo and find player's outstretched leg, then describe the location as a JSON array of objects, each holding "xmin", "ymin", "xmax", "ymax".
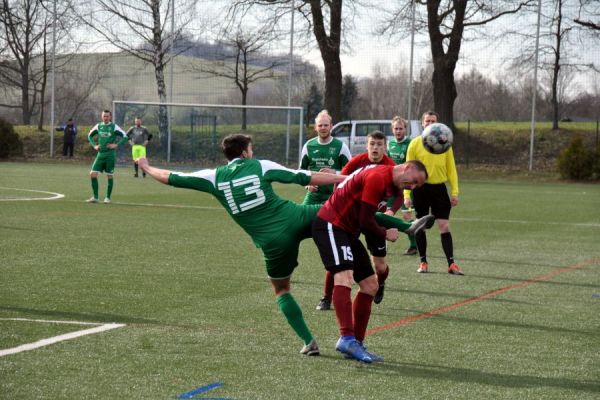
[
  {"xmin": 276, "ymin": 292, "xmax": 319, "ymax": 356},
  {"xmin": 375, "ymin": 213, "xmax": 434, "ymax": 236}
]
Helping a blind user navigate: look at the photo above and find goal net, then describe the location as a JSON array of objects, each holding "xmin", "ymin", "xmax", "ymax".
[{"xmin": 113, "ymin": 101, "xmax": 304, "ymax": 167}]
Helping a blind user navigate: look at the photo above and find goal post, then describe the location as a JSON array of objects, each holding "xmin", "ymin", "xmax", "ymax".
[{"xmin": 113, "ymin": 100, "xmax": 304, "ymax": 167}]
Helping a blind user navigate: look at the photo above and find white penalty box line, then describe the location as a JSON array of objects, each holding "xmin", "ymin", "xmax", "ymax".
[{"xmin": 0, "ymin": 318, "xmax": 126, "ymax": 357}]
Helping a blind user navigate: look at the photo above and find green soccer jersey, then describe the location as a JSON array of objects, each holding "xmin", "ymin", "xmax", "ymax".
[
  {"xmin": 387, "ymin": 136, "xmax": 411, "ymax": 165},
  {"xmin": 88, "ymin": 122, "xmax": 128, "ymax": 153},
  {"xmin": 299, "ymin": 136, "xmax": 351, "ymax": 204},
  {"xmin": 168, "ymin": 158, "xmax": 313, "ymax": 249}
]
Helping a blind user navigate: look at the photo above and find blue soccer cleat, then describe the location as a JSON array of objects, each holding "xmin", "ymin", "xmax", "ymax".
[{"xmin": 335, "ymin": 336, "xmax": 373, "ymax": 363}]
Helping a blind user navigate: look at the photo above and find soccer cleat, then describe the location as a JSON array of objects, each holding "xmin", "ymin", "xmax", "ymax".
[
  {"xmin": 103, "ymin": 198, "xmax": 111, "ymax": 204},
  {"xmin": 335, "ymin": 336, "xmax": 372, "ymax": 363},
  {"xmin": 315, "ymin": 297, "xmax": 331, "ymax": 311},
  {"xmin": 134, "ymin": 173, "xmax": 138, "ymax": 178},
  {"xmin": 417, "ymin": 262, "xmax": 428, "ymax": 273},
  {"xmin": 300, "ymin": 339, "xmax": 320, "ymax": 356},
  {"xmin": 448, "ymin": 263, "xmax": 464, "ymax": 275},
  {"xmin": 373, "ymin": 284, "xmax": 385, "ymax": 304},
  {"xmin": 404, "ymin": 246, "xmax": 418, "ymax": 256},
  {"xmin": 361, "ymin": 344, "xmax": 384, "ymax": 362},
  {"xmin": 405, "ymin": 214, "xmax": 435, "ymax": 236},
  {"xmin": 86, "ymin": 197, "xmax": 98, "ymax": 203}
]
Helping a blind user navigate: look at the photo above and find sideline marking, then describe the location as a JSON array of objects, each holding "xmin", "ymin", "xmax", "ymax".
[
  {"xmin": 366, "ymin": 257, "xmax": 600, "ymax": 337},
  {"xmin": 454, "ymin": 217, "xmax": 600, "ymax": 228},
  {"xmin": 177, "ymin": 382, "xmax": 224, "ymax": 399},
  {"xmin": 67, "ymin": 200, "xmax": 600, "ymax": 228},
  {"xmin": 0, "ymin": 187, "xmax": 65, "ymax": 201},
  {"xmin": 0, "ymin": 320, "xmax": 126, "ymax": 357}
]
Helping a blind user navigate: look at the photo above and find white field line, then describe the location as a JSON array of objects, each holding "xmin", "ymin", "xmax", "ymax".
[
  {"xmin": 0, "ymin": 318, "xmax": 126, "ymax": 357},
  {"xmin": 70, "ymin": 199, "xmax": 600, "ymax": 228},
  {"xmin": 0, "ymin": 187, "xmax": 65, "ymax": 201},
  {"xmin": 453, "ymin": 217, "xmax": 600, "ymax": 228}
]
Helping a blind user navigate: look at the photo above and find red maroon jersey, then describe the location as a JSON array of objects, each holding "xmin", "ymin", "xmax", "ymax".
[
  {"xmin": 341, "ymin": 152, "xmax": 395, "ymax": 176},
  {"xmin": 318, "ymin": 164, "xmax": 397, "ymax": 236},
  {"xmin": 339, "ymin": 152, "xmax": 403, "ymax": 213}
]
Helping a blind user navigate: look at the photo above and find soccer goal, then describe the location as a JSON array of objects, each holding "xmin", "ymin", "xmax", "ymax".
[{"xmin": 113, "ymin": 100, "xmax": 304, "ymax": 167}]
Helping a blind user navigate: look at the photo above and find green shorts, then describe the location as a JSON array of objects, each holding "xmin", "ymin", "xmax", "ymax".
[
  {"xmin": 132, "ymin": 144, "xmax": 146, "ymax": 161},
  {"xmin": 91, "ymin": 151, "xmax": 116, "ymax": 174},
  {"xmin": 262, "ymin": 204, "xmax": 320, "ymax": 279}
]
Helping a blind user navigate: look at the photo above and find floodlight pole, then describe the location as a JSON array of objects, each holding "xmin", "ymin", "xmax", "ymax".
[
  {"xmin": 407, "ymin": 0, "xmax": 416, "ymax": 134},
  {"xmin": 286, "ymin": 0, "xmax": 295, "ymax": 166},
  {"xmin": 167, "ymin": 0, "xmax": 175, "ymax": 163},
  {"xmin": 529, "ymin": 0, "xmax": 542, "ymax": 172},
  {"xmin": 49, "ymin": 0, "xmax": 57, "ymax": 157}
]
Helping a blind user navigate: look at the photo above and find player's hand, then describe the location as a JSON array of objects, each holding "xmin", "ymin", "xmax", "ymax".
[
  {"xmin": 404, "ymin": 198, "xmax": 412, "ymax": 208},
  {"xmin": 451, "ymin": 196, "xmax": 459, "ymax": 207},
  {"xmin": 386, "ymin": 228, "xmax": 399, "ymax": 242},
  {"xmin": 401, "ymin": 210, "xmax": 413, "ymax": 222},
  {"xmin": 384, "ymin": 209, "xmax": 394, "ymax": 216},
  {"xmin": 319, "ymin": 167, "xmax": 336, "ymax": 174},
  {"xmin": 93, "ymin": 145, "xmax": 100, "ymax": 151},
  {"xmin": 137, "ymin": 157, "xmax": 149, "ymax": 170},
  {"xmin": 305, "ymin": 185, "xmax": 318, "ymax": 192}
]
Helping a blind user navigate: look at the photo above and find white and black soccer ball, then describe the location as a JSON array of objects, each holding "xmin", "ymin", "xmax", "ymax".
[{"xmin": 421, "ymin": 123, "xmax": 453, "ymax": 154}]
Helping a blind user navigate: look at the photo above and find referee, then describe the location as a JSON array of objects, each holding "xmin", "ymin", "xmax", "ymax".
[{"xmin": 403, "ymin": 111, "xmax": 464, "ymax": 275}]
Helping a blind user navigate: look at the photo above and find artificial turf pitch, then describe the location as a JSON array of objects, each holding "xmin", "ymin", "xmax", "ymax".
[{"xmin": 1, "ymin": 162, "xmax": 599, "ymax": 399}]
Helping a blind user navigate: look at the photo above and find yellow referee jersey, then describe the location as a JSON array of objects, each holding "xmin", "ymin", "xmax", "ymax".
[{"xmin": 403, "ymin": 136, "xmax": 459, "ymax": 198}]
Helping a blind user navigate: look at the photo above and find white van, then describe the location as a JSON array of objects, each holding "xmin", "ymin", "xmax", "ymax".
[{"xmin": 331, "ymin": 119, "xmax": 422, "ymax": 155}]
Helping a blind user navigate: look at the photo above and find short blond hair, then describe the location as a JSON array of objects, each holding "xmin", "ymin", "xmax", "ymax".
[
  {"xmin": 315, "ymin": 110, "xmax": 333, "ymax": 125},
  {"xmin": 391, "ymin": 115, "xmax": 407, "ymax": 127}
]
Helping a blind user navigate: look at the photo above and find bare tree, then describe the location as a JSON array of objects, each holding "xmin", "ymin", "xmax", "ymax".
[
  {"xmin": 77, "ymin": 0, "xmax": 198, "ymax": 138},
  {"xmin": 228, "ymin": 0, "xmax": 362, "ymax": 122},
  {"xmin": 380, "ymin": 0, "xmax": 534, "ymax": 129},
  {"xmin": 193, "ymin": 28, "xmax": 286, "ymax": 130},
  {"xmin": 574, "ymin": 0, "xmax": 600, "ymax": 31},
  {"xmin": 508, "ymin": 0, "xmax": 596, "ymax": 129},
  {"xmin": 0, "ymin": 0, "xmax": 73, "ymax": 125}
]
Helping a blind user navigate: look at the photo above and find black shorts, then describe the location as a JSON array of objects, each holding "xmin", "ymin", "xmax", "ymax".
[
  {"xmin": 365, "ymin": 233, "xmax": 387, "ymax": 257},
  {"xmin": 412, "ymin": 183, "xmax": 451, "ymax": 220},
  {"xmin": 312, "ymin": 217, "xmax": 375, "ymax": 283}
]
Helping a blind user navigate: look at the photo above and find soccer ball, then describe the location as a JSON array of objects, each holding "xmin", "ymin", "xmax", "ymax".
[{"xmin": 421, "ymin": 123, "xmax": 453, "ymax": 154}]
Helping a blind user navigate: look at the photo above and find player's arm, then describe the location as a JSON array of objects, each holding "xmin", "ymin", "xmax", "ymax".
[
  {"xmin": 87, "ymin": 124, "xmax": 99, "ymax": 149},
  {"xmin": 299, "ymin": 143, "xmax": 310, "ymax": 169},
  {"xmin": 403, "ymin": 139, "xmax": 417, "ymax": 207},
  {"xmin": 339, "ymin": 142, "xmax": 352, "ymax": 168},
  {"xmin": 446, "ymin": 148, "xmax": 459, "ymax": 205},
  {"xmin": 309, "ymin": 171, "xmax": 346, "ymax": 186},
  {"xmin": 137, "ymin": 158, "xmax": 170, "ymax": 184},
  {"xmin": 115, "ymin": 124, "xmax": 129, "ymax": 146}
]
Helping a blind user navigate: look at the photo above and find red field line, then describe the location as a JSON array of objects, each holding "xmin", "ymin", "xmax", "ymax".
[{"xmin": 366, "ymin": 257, "xmax": 600, "ymax": 337}]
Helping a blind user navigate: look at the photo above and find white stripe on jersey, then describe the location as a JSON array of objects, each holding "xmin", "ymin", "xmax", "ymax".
[
  {"xmin": 327, "ymin": 222, "xmax": 340, "ymax": 265},
  {"xmin": 173, "ymin": 169, "xmax": 217, "ymax": 187},
  {"xmin": 259, "ymin": 159, "xmax": 311, "ymax": 177}
]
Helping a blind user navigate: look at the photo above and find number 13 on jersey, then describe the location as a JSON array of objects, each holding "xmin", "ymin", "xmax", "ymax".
[{"xmin": 217, "ymin": 175, "xmax": 266, "ymax": 214}]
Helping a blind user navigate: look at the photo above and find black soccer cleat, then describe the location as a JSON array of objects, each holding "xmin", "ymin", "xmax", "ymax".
[{"xmin": 373, "ymin": 284, "xmax": 385, "ymax": 304}]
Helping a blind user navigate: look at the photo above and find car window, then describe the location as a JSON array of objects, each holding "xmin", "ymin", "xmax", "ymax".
[
  {"xmin": 332, "ymin": 123, "xmax": 352, "ymax": 136},
  {"xmin": 356, "ymin": 124, "xmax": 369, "ymax": 137}
]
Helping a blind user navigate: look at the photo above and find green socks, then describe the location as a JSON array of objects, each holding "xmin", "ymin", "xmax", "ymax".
[
  {"xmin": 91, "ymin": 177, "xmax": 99, "ymax": 199},
  {"xmin": 375, "ymin": 212, "xmax": 412, "ymax": 232},
  {"xmin": 107, "ymin": 178, "xmax": 114, "ymax": 199},
  {"xmin": 276, "ymin": 292, "xmax": 313, "ymax": 345}
]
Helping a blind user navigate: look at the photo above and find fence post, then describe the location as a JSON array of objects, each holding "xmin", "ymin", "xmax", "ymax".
[{"xmin": 466, "ymin": 119, "xmax": 470, "ymax": 169}]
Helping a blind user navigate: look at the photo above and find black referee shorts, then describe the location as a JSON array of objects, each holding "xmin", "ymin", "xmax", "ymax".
[
  {"xmin": 312, "ymin": 217, "xmax": 375, "ymax": 283},
  {"xmin": 412, "ymin": 183, "xmax": 451, "ymax": 220}
]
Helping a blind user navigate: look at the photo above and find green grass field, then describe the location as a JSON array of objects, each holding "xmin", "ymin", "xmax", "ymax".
[{"xmin": 1, "ymin": 162, "xmax": 599, "ymax": 399}]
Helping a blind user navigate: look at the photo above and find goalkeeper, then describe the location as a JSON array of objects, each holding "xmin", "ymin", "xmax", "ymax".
[{"xmin": 127, "ymin": 117, "xmax": 152, "ymax": 178}]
